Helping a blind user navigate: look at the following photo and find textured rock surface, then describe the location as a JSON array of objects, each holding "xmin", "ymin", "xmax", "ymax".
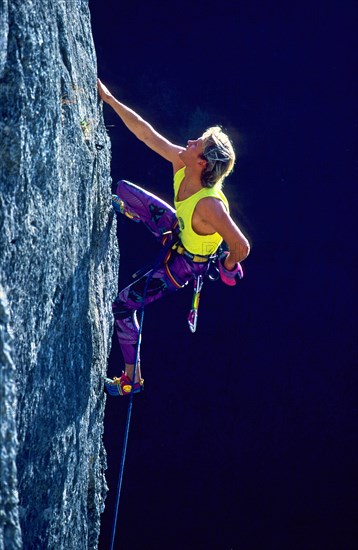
[
  {"xmin": 0, "ymin": 288, "xmax": 22, "ymax": 549},
  {"xmin": 0, "ymin": 1, "xmax": 117, "ymax": 548}
]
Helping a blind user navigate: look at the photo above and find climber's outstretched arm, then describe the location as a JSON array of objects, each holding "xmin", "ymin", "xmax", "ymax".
[{"xmin": 98, "ymin": 79, "xmax": 184, "ymax": 170}]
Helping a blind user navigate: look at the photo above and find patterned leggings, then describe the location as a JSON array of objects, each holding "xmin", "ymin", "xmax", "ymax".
[{"xmin": 112, "ymin": 180, "xmax": 207, "ymax": 366}]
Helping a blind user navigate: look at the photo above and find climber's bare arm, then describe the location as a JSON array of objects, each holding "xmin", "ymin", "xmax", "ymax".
[
  {"xmin": 98, "ymin": 79, "xmax": 184, "ymax": 172},
  {"xmin": 194, "ymin": 198, "xmax": 251, "ymax": 267}
]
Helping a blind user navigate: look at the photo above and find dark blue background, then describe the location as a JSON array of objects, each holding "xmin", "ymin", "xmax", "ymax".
[{"xmin": 90, "ymin": 1, "xmax": 357, "ymax": 548}]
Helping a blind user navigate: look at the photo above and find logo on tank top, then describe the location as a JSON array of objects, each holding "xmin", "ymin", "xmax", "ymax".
[{"xmin": 178, "ymin": 217, "xmax": 185, "ymax": 230}]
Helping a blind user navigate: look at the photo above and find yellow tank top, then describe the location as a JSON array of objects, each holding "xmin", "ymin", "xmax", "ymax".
[{"xmin": 173, "ymin": 167, "xmax": 229, "ymax": 256}]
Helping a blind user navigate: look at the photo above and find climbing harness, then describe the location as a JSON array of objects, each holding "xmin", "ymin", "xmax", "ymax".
[{"xmin": 172, "ymin": 240, "xmax": 212, "ymax": 263}]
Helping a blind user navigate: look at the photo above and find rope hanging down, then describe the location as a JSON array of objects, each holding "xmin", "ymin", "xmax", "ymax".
[
  {"xmin": 109, "ymin": 267, "xmax": 151, "ymax": 550},
  {"xmin": 109, "ymin": 234, "xmax": 174, "ymax": 549}
]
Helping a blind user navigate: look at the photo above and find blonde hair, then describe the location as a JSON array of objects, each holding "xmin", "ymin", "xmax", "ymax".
[{"xmin": 201, "ymin": 126, "xmax": 236, "ymax": 188}]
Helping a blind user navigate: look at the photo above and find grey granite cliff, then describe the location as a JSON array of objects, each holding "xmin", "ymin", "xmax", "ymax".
[{"xmin": 0, "ymin": 1, "xmax": 117, "ymax": 548}]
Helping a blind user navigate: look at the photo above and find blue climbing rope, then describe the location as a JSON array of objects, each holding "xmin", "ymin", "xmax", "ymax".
[
  {"xmin": 109, "ymin": 235, "xmax": 175, "ymax": 549},
  {"xmin": 109, "ymin": 267, "xmax": 151, "ymax": 550}
]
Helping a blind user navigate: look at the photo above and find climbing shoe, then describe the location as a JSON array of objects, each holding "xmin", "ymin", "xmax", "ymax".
[
  {"xmin": 112, "ymin": 195, "xmax": 141, "ymax": 222},
  {"xmin": 104, "ymin": 373, "xmax": 144, "ymax": 396}
]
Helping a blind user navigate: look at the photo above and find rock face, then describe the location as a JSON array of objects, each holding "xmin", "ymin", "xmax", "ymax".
[{"xmin": 0, "ymin": 1, "xmax": 117, "ymax": 548}]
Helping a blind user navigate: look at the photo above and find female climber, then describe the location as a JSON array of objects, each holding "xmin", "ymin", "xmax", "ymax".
[{"xmin": 97, "ymin": 78, "xmax": 250, "ymax": 396}]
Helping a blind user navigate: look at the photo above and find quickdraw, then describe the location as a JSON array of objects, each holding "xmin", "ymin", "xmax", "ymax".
[
  {"xmin": 187, "ymin": 274, "xmax": 204, "ymax": 333},
  {"xmin": 187, "ymin": 248, "xmax": 222, "ymax": 333}
]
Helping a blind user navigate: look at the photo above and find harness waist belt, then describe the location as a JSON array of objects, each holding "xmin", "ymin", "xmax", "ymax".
[{"xmin": 172, "ymin": 242, "xmax": 211, "ymax": 263}]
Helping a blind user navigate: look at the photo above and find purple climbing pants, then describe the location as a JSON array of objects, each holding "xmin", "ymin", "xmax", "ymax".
[{"xmin": 112, "ymin": 180, "xmax": 208, "ymax": 366}]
